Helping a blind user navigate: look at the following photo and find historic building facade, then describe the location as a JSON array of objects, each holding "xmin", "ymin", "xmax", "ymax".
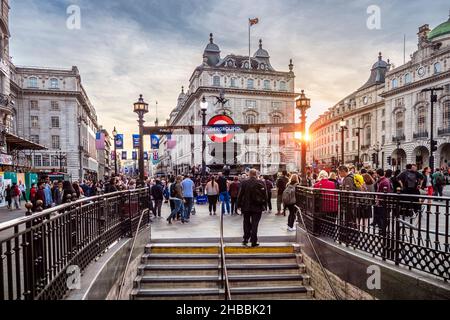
[
  {"xmin": 381, "ymin": 18, "xmax": 450, "ymax": 170},
  {"xmin": 310, "ymin": 15, "xmax": 450, "ymax": 171},
  {"xmin": 165, "ymin": 34, "xmax": 299, "ymax": 175}
]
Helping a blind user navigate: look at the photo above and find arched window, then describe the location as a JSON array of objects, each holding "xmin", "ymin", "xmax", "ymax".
[
  {"xmin": 392, "ymin": 78, "xmax": 398, "ymax": 88},
  {"xmin": 50, "ymin": 78, "xmax": 59, "ymax": 89},
  {"xmin": 247, "ymin": 79, "xmax": 254, "ymax": 89},
  {"xmin": 417, "ymin": 106, "xmax": 427, "ymax": 132},
  {"xmin": 404, "ymin": 73, "xmax": 412, "ymax": 84},
  {"xmin": 434, "ymin": 62, "xmax": 441, "ymax": 74},
  {"xmin": 28, "ymin": 77, "xmax": 38, "ymax": 88},
  {"xmin": 212, "ymin": 76, "xmax": 220, "ymax": 87},
  {"xmin": 443, "ymin": 101, "xmax": 450, "ymax": 129},
  {"xmin": 396, "ymin": 112, "xmax": 404, "ymax": 137},
  {"xmin": 263, "ymin": 80, "xmax": 270, "ymax": 90},
  {"xmin": 272, "ymin": 115, "xmax": 282, "ymax": 124},
  {"xmin": 365, "ymin": 126, "xmax": 371, "ymax": 146},
  {"xmin": 245, "ymin": 114, "xmax": 257, "ymax": 124},
  {"xmin": 279, "ymin": 81, "xmax": 286, "ymax": 91}
]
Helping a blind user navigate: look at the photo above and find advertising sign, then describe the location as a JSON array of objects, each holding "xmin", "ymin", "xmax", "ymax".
[
  {"xmin": 96, "ymin": 132, "xmax": 106, "ymax": 150},
  {"xmin": 207, "ymin": 115, "xmax": 235, "ymax": 143},
  {"xmin": 151, "ymin": 135, "xmax": 160, "ymax": 150},
  {"xmin": 144, "ymin": 152, "xmax": 149, "ymax": 160},
  {"xmin": 132, "ymin": 134, "xmax": 140, "ymax": 149},
  {"xmin": 115, "ymin": 134, "xmax": 124, "ymax": 149}
]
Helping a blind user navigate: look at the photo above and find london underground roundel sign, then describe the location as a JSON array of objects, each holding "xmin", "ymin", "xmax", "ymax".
[{"xmin": 207, "ymin": 115, "xmax": 235, "ymax": 143}]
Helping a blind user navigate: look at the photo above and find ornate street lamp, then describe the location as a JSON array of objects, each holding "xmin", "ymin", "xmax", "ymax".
[
  {"xmin": 112, "ymin": 126, "xmax": 118, "ymax": 175},
  {"xmin": 340, "ymin": 118, "xmax": 348, "ymax": 167},
  {"xmin": 200, "ymin": 97, "xmax": 208, "ymax": 178},
  {"xmin": 295, "ymin": 90, "xmax": 311, "ymax": 186},
  {"xmin": 133, "ymin": 94, "xmax": 149, "ymax": 185}
]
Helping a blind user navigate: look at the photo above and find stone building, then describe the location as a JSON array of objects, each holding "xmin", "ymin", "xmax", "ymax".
[{"xmin": 165, "ymin": 34, "xmax": 299, "ymax": 175}]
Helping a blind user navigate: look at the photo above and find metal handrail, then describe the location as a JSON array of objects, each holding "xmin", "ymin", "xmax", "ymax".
[
  {"xmin": 219, "ymin": 210, "xmax": 232, "ymax": 300},
  {"xmin": 117, "ymin": 208, "xmax": 150, "ymax": 300}
]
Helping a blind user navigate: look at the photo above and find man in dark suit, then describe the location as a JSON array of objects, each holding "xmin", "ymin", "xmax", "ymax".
[{"xmin": 237, "ymin": 169, "xmax": 267, "ymax": 247}]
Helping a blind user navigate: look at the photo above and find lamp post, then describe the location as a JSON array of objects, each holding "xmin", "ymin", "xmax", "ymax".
[
  {"xmin": 421, "ymin": 87, "xmax": 444, "ymax": 172},
  {"xmin": 372, "ymin": 142, "xmax": 382, "ymax": 169},
  {"xmin": 200, "ymin": 97, "xmax": 208, "ymax": 178},
  {"xmin": 396, "ymin": 138, "xmax": 401, "ymax": 171},
  {"xmin": 134, "ymin": 95, "xmax": 149, "ymax": 186},
  {"xmin": 340, "ymin": 118, "xmax": 348, "ymax": 167},
  {"xmin": 55, "ymin": 150, "xmax": 67, "ymax": 173},
  {"xmin": 336, "ymin": 145, "xmax": 339, "ymax": 166},
  {"xmin": 112, "ymin": 127, "xmax": 118, "ymax": 176},
  {"xmin": 295, "ymin": 90, "xmax": 311, "ymax": 186},
  {"xmin": 355, "ymin": 120, "xmax": 364, "ymax": 169}
]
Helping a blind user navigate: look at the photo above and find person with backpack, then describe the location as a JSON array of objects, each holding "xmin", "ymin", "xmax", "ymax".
[
  {"xmin": 167, "ymin": 176, "xmax": 186, "ymax": 224},
  {"xmin": 283, "ymin": 174, "xmax": 300, "ymax": 232},
  {"xmin": 151, "ymin": 180, "xmax": 164, "ymax": 218},
  {"xmin": 237, "ymin": 169, "xmax": 267, "ymax": 247},
  {"xmin": 432, "ymin": 168, "xmax": 445, "ymax": 198},
  {"xmin": 275, "ymin": 171, "xmax": 289, "ymax": 216},
  {"xmin": 397, "ymin": 164, "xmax": 423, "ymax": 215}
]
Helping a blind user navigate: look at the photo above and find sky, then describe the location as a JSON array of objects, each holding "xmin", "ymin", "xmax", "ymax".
[{"xmin": 9, "ymin": 0, "xmax": 450, "ymax": 151}]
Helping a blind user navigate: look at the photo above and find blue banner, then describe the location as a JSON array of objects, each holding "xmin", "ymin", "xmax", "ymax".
[
  {"xmin": 132, "ymin": 134, "xmax": 140, "ymax": 149},
  {"xmin": 151, "ymin": 135, "xmax": 160, "ymax": 150},
  {"xmin": 132, "ymin": 151, "xmax": 137, "ymax": 160},
  {"xmin": 115, "ymin": 134, "xmax": 124, "ymax": 150},
  {"xmin": 121, "ymin": 151, "xmax": 127, "ymax": 160},
  {"xmin": 144, "ymin": 152, "xmax": 149, "ymax": 160}
]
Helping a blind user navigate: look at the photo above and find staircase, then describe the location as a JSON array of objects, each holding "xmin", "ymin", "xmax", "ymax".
[{"xmin": 131, "ymin": 243, "xmax": 314, "ymax": 300}]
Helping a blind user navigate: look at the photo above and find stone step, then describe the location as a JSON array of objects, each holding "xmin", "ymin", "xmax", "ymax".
[
  {"xmin": 226, "ymin": 263, "xmax": 305, "ymax": 275},
  {"xmin": 131, "ymin": 288, "xmax": 222, "ymax": 300},
  {"xmin": 225, "ymin": 253, "xmax": 298, "ymax": 265},
  {"xmin": 141, "ymin": 253, "xmax": 219, "ymax": 265},
  {"xmin": 229, "ymin": 285, "xmax": 315, "ymax": 300},
  {"xmin": 228, "ymin": 274, "xmax": 310, "ymax": 287},
  {"xmin": 138, "ymin": 264, "xmax": 220, "ymax": 276}
]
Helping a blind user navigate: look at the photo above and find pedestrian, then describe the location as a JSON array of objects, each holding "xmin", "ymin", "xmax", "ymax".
[
  {"xmin": 373, "ymin": 169, "xmax": 393, "ymax": 234},
  {"xmin": 4, "ymin": 185, "xmax": 12, "ymax": 210},
  {"xmin": 264, "ymin": 176, "xmax": 273, "ymax": 214},
  {"xmin": 229, "ymin": 176, "xmax": 241, "ymax": 215},
  {"xmin": 35, "ymin": 182, "xmax": 46, "ymax": 211},
  {"xmin": 328, "ymin": 172, "xmax": 340, "ymax": 189},
  {"xmin": 283, "ymin": 174, "xmax": 300, "ymax": 232},
  {"xmin": 432, "ymin": 168, "xmax": 445, "ymax": 198},
  {"xmin": 12, "ymin": 183, "xmax": 21, "ymax": 210},
  {"xmin": 313, "ymin": 170, "xmax": 338, "ymax": 215},
  {"xmin": 167, "ymin": 176, "xmax": 186, "ymax": 224},
  {"xmin": 338, "ymin": 166, "xmax": 359, "ymax": 227},
  {"xmin": 397, "ymin": 164, "xmax": 423, "ymax": 216},
  {"xmin": 151, "ymin": 180, "xmax": 164, "ymax": 218},
  {"xmin": 218, "ymin": 172, "xmax": 231, "ymax": 215},
  {"xmin": 206, "ymin": 176, "xmax": 219, "ymax": 216},
  {"xmin": 62, "ymin": 181, "xmax": 76, "ymax": 204},
  {"xmin": 30, "ymin": 184, "xmax": 37, "ymax": 207},
  {"xmin": 422, "ymin": 167, "xmax": 434, "ymax": 197},
  {"xmin": 18, "ymin": 181, "xmax": 27, "ymax": 204},
  {"xmin": 44, "ymin": 181, "xmax": 53, "ymax": 208},
  {"xmin": 54, "ymin": 181, "xmax": 64, "ymax": 206},
  {"xmin": 181, "ymin": 175, "xmax": 195, "ymax": 221},
  {"xmin": 237, "ymin": 169, "xmax": 267, "ymax": 247},
  {"xmin": 275, "ymin": 171, "xmax": 289, "ymax": 216}
]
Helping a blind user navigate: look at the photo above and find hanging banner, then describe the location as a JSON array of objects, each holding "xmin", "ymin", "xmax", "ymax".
[
  {"xmin": 132, "ymin": 134, "xmax": 140, "ymax": 149},
  {"xmin": 152, "ymin": 151, "xmax": 159, "ymax": 165},
  {"xmin": 96, "ymin": 132, "xmax": 106, "ymax": 150},
  {"xmin": 132, "ymin": 151, "xmax": 137, "ymax": 160},
  {"xmin": 115, "ymin": 134, "xmax": 124, "ymax": 150},
  {"xmin": 151, "ymin": 135, "xmax": 160, "ymax": 150},
  {"xmin": 111, "ymin": 151, "xmax": 116, "ymax": 160},
  {"xmin": 144, "ymin": 152, "xmax": 149, "ymax": 160},
  {"xmin": 166, "ymin": 134, "xmax": 176, "ymax": 150},
  {"xmin": 0, "ymin": 172, "xmax": 5, "ymax": 207},
  {"xmin": 122, "ymin": 151, "xmax": 127, "ymax": 160}
]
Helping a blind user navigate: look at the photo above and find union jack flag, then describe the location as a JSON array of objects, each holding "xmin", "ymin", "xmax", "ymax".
[{"xmin": 249, "ymin": 18, "xmax": 259, "ymax": 26}]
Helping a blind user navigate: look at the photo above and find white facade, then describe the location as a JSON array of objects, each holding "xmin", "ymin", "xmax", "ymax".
[{"xmin": 165, "ymin": 34, "xmax": 299, "ymax": 175}]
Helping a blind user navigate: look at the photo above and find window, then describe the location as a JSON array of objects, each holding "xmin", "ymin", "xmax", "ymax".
[
  {"xmin": 245, "ymin": 152, "xmax": 259, "ymax": 163},
  {"xmin": 382, "ymin": 136, "xmax": 385, "ymax": 145},
  {"xmin": 42, "ymin": 154, "xmax": 50, "ymax": 167},
  {"xmin": 396, "ymin": 112, "xmax": 405, "ymax": 137},
  {"xmin": 230, "ymin": 77, "xmax": 237, "ymax": 87},
  {"xmin": 247, "ymin": 79, "xmax": 254, "ymax": 89},
  {"xmin": 365, "ymin": 127, "xmax": 371, "ymax": 146},
  {"xmin": 31, "ymin": 116, "xmax": 39, "ymax": 128},
  {"xmin": 51, "ymin": 155, "xmax": 59, "ymax": 167},
  {"xmin": 272, "ymin": 102, "xmax": 282, "ymax": 109},
  {"xmin": 392, "ymin": 79, "xmax": 398, "ymax": 88},
  {"xmin": 405, "ymin": 73, "xmax": 412, "ymax": 84},
  {"xmin": 434, "ymin": 62, "xmax": 441, "ymax": 74},
  {"xmin": 417, "ymin": 106, "xmax": 427, "ymax": 132},
  {"xmin": 30, "ymin": 135, "xmax": 39, "ymax": 144},
  {"xmin": 52, "ymin": 135, "xmax": 60, "ymax": 149},
  {"xmin": 51, "ymin": 101, "xmax": 59, "ymax": 111},
  {"xmin": 245, "ymin": 100, "xmax": 256, "ymax": 108},
  {"xmin": 51, "ymin": 116, "xmax": 60, "ymax": 128},
  {"xmin": 352, "ymin": 141, "xmax": 355, "ymax": 151},
  {"xmin": 272, "ymin": 115, "xmax": 282, "ymax": 124},
  {"xmin": 30, "ymin": 100, "xmax": 39, "ymax": 110},
  {"xmin": 50, "ymin": 78, "xmax": 59, "ymax": 89},
  {"xmin": 34, "ymin": 155, "xmax": 42, "ymax": 167},
  {"xmin": 381, "ymin": 109, "xmax": 385, "ymax": 117},
  {"xmin": 212, "ymin": 76, "xmax": 220, "ymax": 86},
  {"xmin": 443, "ymin": 101, "xmax": 450, "ymax": 129},
  {"xmin": 28, "ymin": 77, "xmax": 38, "ymax": 88},
  {"xmin": 279, "ymin": 81, "xmax": 286, "ymax": 91},
  {"xmin": 264, "ymin": 80, "xmax": 270, "ymax": 90},
  {"xmin": 382, "ymin": 121, "xmax": 385, "ymax": 131},
  {"xmin": 245, "ymin": 114, "xmax": 257, "ymax": 124}
]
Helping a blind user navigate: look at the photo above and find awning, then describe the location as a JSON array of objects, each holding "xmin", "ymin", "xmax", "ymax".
[{"xmin": 4, "ymin": 132, "xmax": 47, "ymax": 151}]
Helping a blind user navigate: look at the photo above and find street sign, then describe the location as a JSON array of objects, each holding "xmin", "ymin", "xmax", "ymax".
[{"xmin": 207, "ymin": 115, "xmax": 235, "ymax": 143}]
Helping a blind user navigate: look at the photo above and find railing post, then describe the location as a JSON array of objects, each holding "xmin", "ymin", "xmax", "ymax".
[
  {"xmin": 393, "ymin": 188, "xmax": 402, "ymax": 266},
  {"xmin": 22, "ymin": 202, "xmax": 34, "ymax": 300}
]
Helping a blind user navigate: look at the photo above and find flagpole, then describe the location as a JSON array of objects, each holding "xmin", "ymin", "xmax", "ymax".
[{"xmin": 248, "ymin": 20, "xmax": 251, "ymax": 70}]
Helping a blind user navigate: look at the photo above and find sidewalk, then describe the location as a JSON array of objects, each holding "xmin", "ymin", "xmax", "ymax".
[{"xmin": 0, "ymin": 205, "xmax": 27, "ymax": 224}]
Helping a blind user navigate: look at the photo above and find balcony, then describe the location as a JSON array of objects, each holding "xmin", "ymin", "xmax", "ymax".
[
  {"xmin": 438, "ymin": 127, "xmax": 450, "ymax": 136},
  {"xmin": 413, "ymin": 131, "xmax": 429, "ymax": 139},
  {"xmin": 392, "ymin": 134, "xmax": 406, "ymax": 142}
]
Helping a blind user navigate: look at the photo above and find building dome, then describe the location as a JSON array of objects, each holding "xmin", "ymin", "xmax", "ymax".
[
  {"xmin": 204, "ymin": 33, "xmax": 220, "ymax": 53},
  {"xmin": 428, "ymin": 15, "xmax": 450, "ymax": 40},
  {"xmin": 203, "ymin": 33, "xmax": 221, "ymax": 66},
  {"xmin": 253, "ymin": 39, "xmax": 270, "ymax": 59},
  {"xmin": 359, "ymin": 52, "xmax": 389, "ymax": 90}
]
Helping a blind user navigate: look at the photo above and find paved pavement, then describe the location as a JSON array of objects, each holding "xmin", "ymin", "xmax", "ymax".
[{"xmin": 0, "ymin": 206, "xmax": 28, "ymax": 224}]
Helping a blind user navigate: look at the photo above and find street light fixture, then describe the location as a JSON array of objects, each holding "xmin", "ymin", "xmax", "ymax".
[
  {"xmin": 112, "ymin": 126, "xmax": 118, "ymax": 176},
  {"xmin": 295, "ymin": 90, "xmax": 311, "ymax": 186},
  {"xmin": 200, "ymin": 97, "xmax": 208, "ymax": 178},
  {"xmin": 340, "ymin": 118, "xmax": 348, "ymax": 167},
  {"xmin": 133, "ymin": 94, "xmax": 149, "ymax": 186},
  {"xmin": 372, "ymin": 142, "xmax": 382, "ymax": 169}
]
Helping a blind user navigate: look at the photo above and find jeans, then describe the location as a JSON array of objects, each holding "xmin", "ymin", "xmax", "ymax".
[
  {"xmin": 220, "ymin": 191, "xmax": 231, "ymax": 215},
  {"xmin": 154, "ymin": 199, "xmax": 163, "ymax": 217},
  {"xmin": 243, "ymin": 211, "xmax": 262, "ymax": 245},
  {"xmin": 277, "ymin": 194, "xmax": 285, "ymax": 213},
  {"xmin": 266, "ymin": 196, "xmax": 272, "ymax": 211},
  {"xmin": 184, "ymin": 197, "xmax": 194, "ymax": 220},
  {"xmin": 13, "ymin": 196, "xmax": 20, "ymax": 209},
  {"xmin": 435, "ymin": 185, "xmax": 444, "ymax": 197},
  {"xmin": 168, "ymin": 199, "xmax": 185, "ymax": 221}
]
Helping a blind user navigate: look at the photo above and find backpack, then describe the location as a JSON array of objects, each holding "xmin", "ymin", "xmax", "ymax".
[
  {"xmin": 249, "ymin": 181, "xmax": 267, "ymax": 206},
  {"xmin": 282, "ymin": 184, "xmax": 297, "ymax": 206},
  {"xmin": 169, "ymin": 183, "xmax": 177, "ymax": 198},
  {"xmin": 152, "ymin": 185, "xmax": 164, "ymax": 199},
  {"xmin": 435, "ymin": 173, "xmax": 445, "ymax": 186},
  {"xmin": 405, "ymin": 171, "xmax": 418, "ymax": 189}
]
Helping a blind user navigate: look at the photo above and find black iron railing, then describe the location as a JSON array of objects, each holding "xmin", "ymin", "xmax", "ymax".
[
  {"xmin": 0, "ymin": 188, "xmax": 151, "ymax": 300},
  {"xmin": 219, "ymin": 209, "xmax": 231, "ymax": 300},
  {"xmin": 296, "ymin": 187, "xmax": 450, "ymax": 281},
  {"xmin": 413, "ymin": 131, "xmax": 429, "ymax": 139},
  {"xmin": 392, "ymin": 134, "xmax": 406, "ymax": 142}
]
